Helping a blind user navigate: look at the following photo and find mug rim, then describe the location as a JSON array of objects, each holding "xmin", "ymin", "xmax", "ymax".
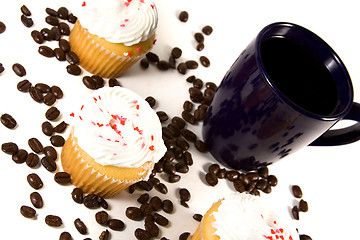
[{"xmin": 255, "ymin": 22, "xmax": 354, "ymax": 121}]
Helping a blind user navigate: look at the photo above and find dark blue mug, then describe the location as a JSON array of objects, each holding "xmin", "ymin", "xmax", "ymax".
[{"xmin": 202, "ymin": 22, "xmax": 360, "ymax": 171}]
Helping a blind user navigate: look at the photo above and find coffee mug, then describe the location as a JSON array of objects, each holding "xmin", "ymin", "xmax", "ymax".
[{"xmin": 202, "ymin": 22, "xmax": 360, "ymax": 171}]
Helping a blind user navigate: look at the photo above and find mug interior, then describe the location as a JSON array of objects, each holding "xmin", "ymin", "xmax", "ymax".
[{"xmin": 256, "ymin": 22, "xmax": 353, "ymax": 120}]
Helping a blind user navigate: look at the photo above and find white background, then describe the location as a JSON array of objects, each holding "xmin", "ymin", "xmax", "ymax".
[{"xmin": 0, "ymin": 0, "xmax": 359, "ymax": 239}]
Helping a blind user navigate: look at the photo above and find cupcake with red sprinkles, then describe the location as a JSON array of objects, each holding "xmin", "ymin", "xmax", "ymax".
[{"xmin": 61, "ymin": 86, "xmax": 166, "ymax": 198}]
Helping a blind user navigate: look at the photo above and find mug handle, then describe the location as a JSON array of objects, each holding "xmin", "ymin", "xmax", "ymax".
[{"xmin": 309, "ymin": 102, "xmax": 360, "ymax": 146}]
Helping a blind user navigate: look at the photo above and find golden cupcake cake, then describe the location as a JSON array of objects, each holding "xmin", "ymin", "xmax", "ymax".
[
  {"xmin": 61, "ymin": 86, "xmax": 166, "ymax": 198},
  {"xmin": 189, "ymin": 193, "xmax": 299, "ymax": 240},
  {"xmin": 69, "ymin": 0, "xmax": 158, "ymax": 78}
]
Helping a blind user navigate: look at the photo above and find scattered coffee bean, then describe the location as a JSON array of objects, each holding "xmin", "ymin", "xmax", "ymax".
[
  {"xmin": 21, "ymin": 14, "xmax": 33, "ymax": 27},
  {"xmin": 28, "ymin": 137, "xmax": 43, "ymax": 153},
  {"xmin": 95, "ymin": 210, "xmax": 108, "ymax": 225},
  {"xmin": 299, "ymin": 234, "xmax": 312, "ymax": 240},
  {"xmin": 177, "ymin": 62, "xmax": 187, "ymax": 74},
  {"xmin": 29, "ymin": 86, "xmax": 44, "ymax": 103},
  {"xmin": 202, "ymin": 25, "xmax": 213, "ymax": 35},
  {"xmin": 155, "ymin": 183, "xmax": 168, "ymax": 194},
  {"xmin": 45, "ymin": 215, "xmax": 62, "ymax": 227},
  {"xmin": 194, "ymin": 32, "xmax": 204, "ymax": 43},
  {"xmin": 1, "ymin": 142, "xmax": 18, "ymax": 155},
  {"xmin": 185, "ymin": 60, "xmax": 199, "ymax": 69},
  {"xmin": 291, "ymin": 205, "xmax": 299, "ymax": 220},
  {"xmin": 45, "ymin": 15, "xmax": 59, "ymax": 26},
  {"xmin": 200, "ymin": 56, "xmax": 210, "ymax": 67},
  {"xmin": 59, "ymin": 232, "xmax": 72, "ymax": 240},
  {"xmin": 43, "ymin": 146, "xmax": 57, "ymax": 161},
  {"xmin": 157, "ymin": 111, "xmax": 169, "ymax": 123},
  {"xmin": 161, "ymin": 199, "xmax": 173, "ymax": 213},
  {"xmin": 267, "ymin": 175, "xmax": 278, "ymax": 187},
  {"xmin": 233, "ymin": 179, "xmax": 245, "ymax": 193},
  {"xmin": 292, "ymin": 185, "xmax": 303, "ymax": 198},
  {"xmin": 99, "ymin": 229, "xmax": 110, "ymax": 240},
  {"xmin": 0, "ymin": 21, "xmax": 6, "ymax": 34},
  {"xmin": 66, "ymin": 51, "xmax": 79, "ymax": 64},
  {"xmin": 157, "ymin": 60, "xmax": 170, "ymax": 70},
  {"xmin": 109, "ymin": 78, "xmax": 121, "ymax": 87},
  {"xmin": 35, "ymin": 83, "xmax": 50, "ymax": 93},
  {"xmin": 50, "ymin": 85, "xmax": 63, "ymax": 99},
  {"xmin": 140, "ymin": 58, "xmax": 150, "ymax": 69},
  {"xmin": 171, "ymin": 47, "xmax": 182, "ymax": 58},
  {"xmin": 45, "ymin": 106, "xmax": 60, "ymax": 121},
  {"xmin": 44, "ymin": 92, "xmax": 56, "ymax": 106},
  {"xmin": 1, "ymin": 113, "xmax": 17, "ymax": 129},
  {"xmin": 66, "ymin": 64, "xmax": 81, "ymax": 75},
  {"xmin": 145, "ymin": 96, "xmax": 156, "ymax": 108},
  {"xmin": 42, "ymin": 121, "xmax": 54, "ymax": 136},
  {"xmin": 54, "ymin": 172, "xmax": 71, "ymax": 184},
  {"xmin": 30, "ymin": 192, "xmax": 43, "ymax": 209},
  {"xmin": 299, "ymin": 199, "xmax": 308, "ymax": 212},
  {"xmin": 57, "ymin": 7, "xmax": 69, "ymax": 19},
  {"xmin": 153, "ymin": 212, "xmax": 169, "ymax": 226},
  {"xmin": 45, "ymin": 7, "xmax": 58, "ymax": 17},
  {"xmin": 126, "ymin": 207, "xmax": 144, "ymax": 221},
  {"xmin": 145, "ymin": 218, "xmax": 159, "ymax": 237},
  {"xmin": 31, "ymin": 30, "xmax": 44, "ymax": 44},
  {"xmin": 194, "ymin": 139, "xmax": 208, "ymax": 152},
  {"xmin": 20, "ymin": 5, "xmax": 31, "ymax": 16},
  {"xmin": 39, "ymin": 45, "xmax": 54, "ymax": 57},
  {"xmin": 74, "ymin": 218, "xmax": 87, "ymax": 234},
  {"xmin": 71, "ymin": 188, "xmax": 84, "ymax": 204},
  {"xmin": 40, "ymin": 28, "xmax": 54, "ymax": 41},
  {"xmin": 193, "ymin": 213, "xmax": 203, "ymax": 222},
  {"xmin": 189, "ymin": 87, "xmax": 203, "ymax": 103},
  {"xmin": 27, "ymin": 173, "xmax": 43, "ymax": 190},
  {"xmin": 26, "ymin": 152, "xmax": 40, "ymax": 168},
  {"xmin": 20, "ymin": 205, "xmax": 36, "ymax": 218},
  {"xmin": 41, "ymin": 156, "xmax": 57, "ymax": 172},
  {"xmin": 12, "ymin": 63, "xmax": 26, "ymax": 77},
  {"xmin": 83, "ymin": 194, "xmax": 101, "ymax": 209},
  {"xmin": 179, "ymin": 232, "xmax": 191, "ymax": 240},
  {"xmin": 179, "ymin": 11, "xmax": 189, "ymax": 22},
  {"xmin": 179, "ymin": 188, "xmax": 191, "ymax": 202},
  {"xmin": 146, "ymin": 52, "xmax": 159, "ymax": 63},
  {"xmin": 168, "ymin": 174, "xmax": 181, "ymax": 183},
  {"xmin": 205, "ymin": 172, "xmax": 218, "ymax": 186},
  {"xmin": 17, "ymin": 79, "xmax": 32, "ymax": 92},
  {"xmin": 12, "ymin": 149, "xmax": 28, "ymax": 164},
  {"xmin": 134, "ymin": 228, "xmax": 151, "ymax": 240},
  {"xmin": 108, "ymin": 219, "xmax": 125, "ymax": 231},
  {"xmin": 58, "ymin": 22, "xmax": 70, "ymax": 35}
]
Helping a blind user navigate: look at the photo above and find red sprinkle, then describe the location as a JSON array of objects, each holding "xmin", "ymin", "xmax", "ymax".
[
  {"xmin": 81, "ymin": 105, "xmax": 84, "ymax": 111},
  {"xmin": 70, "ymin": 112, "xmax": 74, "ymax": 117},
  {"xmin": 82, "ymin": 1, "xmax": 86, "ymax": 7},
  {"xmin": 79, "ymin": 116, "xmax": 83, "ymax": 120},
  {"xmin": 149, "ymin": 145, "xmax": 154, "ymax": 151}
]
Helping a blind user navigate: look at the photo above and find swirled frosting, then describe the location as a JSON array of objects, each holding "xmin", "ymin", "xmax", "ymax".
[
  {"xmin": 211, "ymin": 193, "xmax": 299, "ymax": 240},
  {"xmin": 72, "ymin": 0, "xmax": 158, "ymax": 45},
  {"xmin": 70, "ymin": 87, "xmax": 166, "ymax": 168}
]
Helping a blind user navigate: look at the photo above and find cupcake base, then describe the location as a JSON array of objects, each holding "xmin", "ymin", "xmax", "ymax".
[{"xmin": 69, "ymin": 20, "xmax": 156, "ymax": 78}]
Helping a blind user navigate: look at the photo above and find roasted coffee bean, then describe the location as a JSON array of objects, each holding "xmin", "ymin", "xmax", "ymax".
[
  {"xmin": 168, "ymin": 173, "xmax": 181, "ymax": 183},
  {"xmin": 46, "ymin": 107, "xmax": 60, "ymax": 121},
  {"xmin": 58, "ymin": 22, "xmax": 70, "ymax": 35},
  {"xmin": 43, "ymin": 146, "xmax": 57, "ymax": 160},
  {"xmin": 246, "ymin": 172, "xmax": 259, "ymax": 181},
  {"xmin": 71, "ymin": 188, "xmax": 84, "ymax": 204},
  {"xmin": 194, "ymin": 32, "xmax": 204, "ymax": 43},
  {"xmin": 193, "ymin": 213, "xmax": 203, "ymax": 222},
  {"xmin": 155, "ymin": 183, "xmax": 168, "ymax": 194},
  {"xmin": 54, "ymin": 121, "xmax": 67, "ymax": 133},
  {"xmin": 163, "ymin": 162, "xmax": 176, "ymax": 175},
  {"xmin": 31, "ymin": 30, "xmax": 44, "ymax": 44},
  {"xmin": 177, "ymin": 62, "xmax": 187, "ymax": 74},
  {"xmin": 299, "ymin": 234, "xmax": 312, "ymax": 240},
  {"xmin": 217, "ymin": 168, "xmax": 227, "ymax": 179},
  {"xmin": 57, "ymin": 7, "xmax": 69, "ymax": 19},
  {"xmin": 135, "ymin": 228, "xmax": 151, "ymax": 240},
  {"xmin": 194, "ymin": 139, "xmax": 208, "ymax": 152},
  {"xmin": 189, "ymin": 87, "xmax": 203, "ymax": 103},
  {"xmin": 182, "ymin": 111, "xmax": 196, "ymax": 124},
  {"xmin": 12, "ymin": 149, "xmax": 28, "ymax": 164},
  {"xmin": 83, "ymin": 194, "xmax": 101, "ymax": 209},
  {"xmin": 140, "ymin": 58, "xmax": 149, "ymax": 69},
  {"xmin": 180, "ymin": 129, "xmax": 196, "ymax": 142},
  {"xmin": 140, "ymin": 202, "xmax": 153, "ymax": 216},
  {"xmin": 66, "ymin": 51, "xmax": 79, "ymax": 64},
  {"xmin": 194, "ymin": 107, "xmax": 206, "ymax": 121},
  {"xmin": 1, "ymin": 113, "xmax": 17, "ymax": 129},
  {"xmin": 183, "ymin": 100, "xmax": 193, "ymax": 112},
  {"xmin": 168, "ymin": 56, "xmax": 176, "ymax": 69},
  {"xmin": 17, "ymin": 79, "xmax": 32, "ymax": 92},
  {"xmin": 145, "ymin": 96, "xmax": 156, "ymax": 108},
  {"xmin": 175, "ymin": 162, "xmax": 189, "ymax": 174},
  {"xmin": 83, "ymin": 76, "xmax": 97, "ymax": 89},
  {"xmin": 258, "ymin": 167, "xmax": 269, "ymax": 178},
  {"xmin": 1, "ymin": 142, "xmax": 18, "ymax": 155},
  {"xmin": 109, "ymin": 78, "xmax": 121, "ymax": 87},
  {"xmin": 205, "ymin": 172, "xmax": 218, "ymax": 186},
  {"xmin": 183, "ymin": 151, "xmax": 193, "ymax": 166},
  {"xmin": 200, "ymin": 56, "xmax": 210, "ymax": 67},
  {"xmin": 29, "ymin": 86, "xmax": 44, "ymax": 103},
  {"xmin": 74, "ymin": 218, "xmax": 87, "ymax": 234},
  {"xmin": 137, "ymin": 180, "xmax": 153, "ymax": 191},
  {"xmin": 233, "ymin": 179, "xmax": 245, "ymax": 193},
  {"xmin": 51, "ymin": 26, "xmax": 61, "ymax": 41},
  {"xmin": 267, "ymin": 175, "xmax": 278, "ymax": 187},
  {"xmin": 28, "ymin": 138, "xmax": 43, "ymax": 153},
  {"xmin": 45, "ymin": 215, "xmax": 62, "ymax": 227},
  {"xmin": 21, "ymin": 5, "xmax": 31, "ymax": 16},
  {"xmin": 161, "ymin": 199, "xmax": 173, "ymax": 213},
  {"xmin": 50, "ymin": 85, "xmax": 63, "ymax": 99},
  {"xmin": 126, "ymin": 207, "xmax": 144, "ymax": 221},
  {"xmin": 12, "ymin": 63, "xmax": 26, "ymax": 77},
  {"xmin": 26, "ymin": 153, "xmax": 40, "ymax": 168},
  {"xmin": 41, "ymin": 28, "xmax": 54, "ymax": 41},
  {"xmin": 144, "ymin": 218, "xmax": 159, "ymax": 237},
  {"xmin": 154, "ymin": 162, "xmax": 163, "ymax": 173},
  {"xmin": 208, "ymin": 164, "xmax": 220, "ymax": 174},
  {"xmin": 226, "ymin": 170, "xmax": 239, "ymax": 181},
  {"xmin": 292, "ymin": 185, "xmax": 303, "ymax": 198},
  {"xmin": 33, "ymin": 83, "xmax": 50, "ymax": 93},
  {"xmin": 59, "ymin": 39, "xmax": 70, "ymax": 52},
  {"xmin": 193, "ymin": 78, "xmax": 204, "ymax": 89},
  {"xmin": 20, "ymin": 205, "xmax": 36, "ymax": 218},
  {"xmin": 186, "ymin": 60, "xmax": 199, "ymax": 69},
  {"xmin": 186, "ymin": 75, "xmax": 196, "ymax": 83},
  {"xmin": 44, "ymin": 92, "xmax": 56, "ymax": 106},
  {"xmin": 46, "ymin": 7, "xmax": 58, "ymax": 16},
  {"xmin": 54, "ymin": 48, "xmax": 65, "ymax": 61},
  {"xmin": 179, "ymin": 11, "xmax": 189, "ymax": 22},
  {"xmin": 66, "ymin": 64, "xmax": 81, "ymax": 75},
  {"xmin": 21, "ymin": 14, "xmax": 33, "ymax": 27},
  {"xmin": 59, "ymin": 232, "xmax": 72, "ymax": 240},
  {"xmin": 146, "ymin": 52, "xmax": 159, "ymax": 63},
  {"xmin": 204, "ymin": 88, "xmax": 215, "ymax": 98},
  {"xmin": 179, "ymin": 232, "xmax": 191, "ymax": 240},
  {"xmin": 179, "ymin": 188, "xmax": 191, "ymax": 201},
  {"xmin": 137, "ymin": 193, "xmax": 150, "ymax": 204},
  {"xmin": 299, "ymin": 199, "xmax": 308, "ymax": 212},
  {"xmin": 148, "ymin": 177, "xmax": 160, "ymax": 187},
  {"xmin": 39, "ymin": 45, "xmax": 54, "ymax": 57},
  {"xmin": 30, "ymin": 192, "xmax": 43, "ymax": 209},
  {"xmin": 0, "ymin": 22, "xmax": 5, "ymax": 34},
  {"xmin": 150, "ymin": 196, "xmax": 162, "ymax": 211},
  {"xmin": 54, "ymin": 172, "xmax": 71, "ymax": 184},
  {"xmin": 156, "ymin": 111, "xmax": 168, "ymax": 122},
  {"xmin": 45, "ymin": 15, "xmax": 59, "ymax": 26},
  {"xmin": 27, "ymin": 173, "xmax": 43, "ymax": 190},
  {"xmin": 42, "ymin": 121, "xmax": 54, "ymax": 136},
  {"xmin": 291, "ymin": 206, "xmax": 300, "ymax": 220},
  {"xmin": 41, "ymin": 156, "xmax": 57, "ymax": 172},
  {"xmin": 202, "ymin": 25, "xmax": 213, "ymax": 35},
  {"xmin": 157, "ymin": 60, "xmax": 170, "ymax": 70},
  {"xmin": 108, "ymin": 219, "xmax": 125, "ymax": 231},
  {"xmin": 206, "ymin": 81, "xmax": 217, "ymax": 91},
  {"xmin": 196, "ymin": 42, "xmax": 205, "ymax": 51},
  {"xmin": 255, "ymin": 179, "xmax": 268, "ymax": 191},
  {"xmin": 95, "ymin": 210, "xmax": 108, "ymax": 225},
  {"xmin": 171, "ymin": 47, "xmax": 182, "ymax": 58}
]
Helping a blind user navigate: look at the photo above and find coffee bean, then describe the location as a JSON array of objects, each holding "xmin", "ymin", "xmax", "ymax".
[
  {"xmin": 179, "ymin": 188, "xmax": 191, "ymax": 202},
  {"xmin": 171, "ymin": 47, "xmax": 182, "ymax": 58},
  {"xmin": 41, "ymin": 156, "xmax": 57, "ymax": 172},
  {"xmin": 28, "ymin": 138, "xmax": 43, "ymax": 153},
  {"xmin": 291, "ymin": 206, "xmax": 300, "ymax": 220},
  {"xmin": 156, "ymin": 111, "xmax": 168, "ymax": 123},
  {"xmin": 29, "ymin": 86, "xmax": 44, "ymax": 103},
  {"xmin": 20, "ymin": 205, "xmax": 36, "ymax": 218},
  {"xmin": 45, "ymin": 215, "xmax": 62, "ymax": 227},
  {"xmin": 99, "ymin": 229, "xmax": 110, "ymax": 240},
  {"xmin": 46, "ymin": 7, "xmax": 58, "ymax": 17},
  {"xmin": 233, "ymin": 179, "xmax": 245, "ymax": 193},
  {"xmin": 82, "ymin": 76, "xmax": 97, "ymax": 89},
  {"xmin": 194, "ymin": 32, "xmax": 204, "ymax": 43},
  {"xmin": 66, "ymin": 64, "xmax": 81, "ymax": 75},
  {"xmin": 299, "ymin": 199, "xmax": 308, "ymax": 212},
  {"xmin": 45, "ymin": 106, "xmax": 60, "ymax": 121},
  {"xmin": 53, "ymin": 121, "xmax": 67, "ymax": 133},
  {"xmin": 155, "ymin": 183, "xmax": 168, "ymax": 194},
  {"xmin": 145, "ymin": 96, "xmax": 156, "ymax": 108},
  {"xmin": 12, "ymin": 149, "xmax": 28, "ymax": 164},
  {"xmin": 42, "ymin": 121, "xmax": 54, "ymax": 136},
  {"xmin": 140, "ymin": 58, "xmax": 149, "ymax": 69},
  {"xmin": 292, "ymin": 185, "xmax": 303, "ymax": 198},
  {"xmin": 68, "ymin": 12, "xmax": 77, "ymax": 23},
  {"xmin": 54, "ymin": 172, "xmax": 71, "ymax": 184},
  {"xmin": 179, "ymin": 11, "xmax": 189, "ymax": 22},
  {"xmin": 175, "ymin": 162, "xmax": 189, "ymax": 174},
  {"xmin": 146, "ymin": 52, "xmax": 159, "ymax": 63},
  {"xmin": 168, "ymin": 174, "xmax": 181, "ymax": 183},
  {"xmin": 179, "ymin": 232, "xmax": 191, "ymax": 240},
  {"xmin": 17, "ymin": 79, "xmax": 32, "ymax": 92},
  {"xmin": 109, "ymin": 78, "xmax": 121, "ymax": 87},
  {"xmin": 126, "ymin": 207, "xmax": 144, "ymax": 221},
  {"xmin": 21, "ymin": 14, "xmax": 33, "ymax": 27},
  {"xmin": 134, "ymin": 228, "xmax": 151, "ymax": 240},
  {"xmin": 161, "ymin": 199, "xmax": 173, "ymax": 213},
  {"xmin": 45, "ymin": 15, "xmax": 59, "ymax": 26},
  {"xmin": 193, "ymin": 213, "xmax": 203, "ymax": 222},
  {"xmin": 50, "ymin": 85, "xmax": 63, "ymax": 99},
  {"xmin": 57, "ymin": 7, "xmax": 69, "ymax": 19},
  {"xmin": 31, "ymin": 30, "xmax": 44, "ymax": 44},
  {"xmin": 157, "ymin": 60, "xmax": 170, "ymax": 70},
  {"xmin": 58, "ymin": 22, "xmax": 70, "ymax": 35},
  {"xmin": 185, "ymin": 60, "xmax": 199, "ymax": 69},
  {"xmin": 193, "ymin": 78, "xmax": 204, "ymax": 89},
  {"xmin": 246, "ymin": 172, "xmax": 259, "ymax": 182},
  {"xmin": 144, "ymin": 218, "xmax": 159, "ymax": 237},
  {"xmin": 59, "ymin": 232, "xmax": 72, "ymax": 240},
  {"xmin": 108, "ymin": 219, "xmax": 125, "ymax": 231},
  {"xmin": 168, "ymin": 56, "xmax": 176, "ymax": 69},
  {"xmin": 205, "ymin": 172, "xmax": 218, "ymax": 186},
  {"xmin": 66, "ymin": 51, "xmax": 79, "ymax": 64},
  {"xmin": 95, "ymin": 210, "xmax": 108, "ymax": 225},
  {"xmin": 137, "ymin": 180, "xmax": 153, "ymax": 191},
  {"xmin": 200, "ymin": 56, "xmax": 210, "ymax": 67},
  {"xmin": 20, "ymin": 5, "xmax": 31, "ymax": 16},
  {"xmin": 182, "ymin": 111, "xmax": 196, "ymax": 124},
  {"xmin": 183, "ymin": 100, "xmax": 193, "ymax": 112},
  {"xmin": 1, "ymin": 113, "xmax": 17, "ymax": 129},
  {"xmin": 267, "ymin": 175, "xmax": 278, "ymax": 187},
  {"xmin": 74, "ymin": 218, "xmax": 87, "ymax": 234},
  {"xmin": 83, "ymin": 194, "xmax": 101, "ymax": 209},
  {"xmin": 194, "ymin": 139, "xmax": 208, "ymax": 152},
  {"xmin": 300, "ymin": 234, "xmax": 312, "ymax": 240},
  {"xmin": 255, "ymin": 179, "xmax": 268, "ymax": 191},
  {"xmin": 44, "ymin": 92, "xmax": 56, "ymax": 106},
  {"xmin": 53, "ymin": 48, "xmax": 66, "ymax": 61},
  {"xmin": 177, "ymin": 62, "xmax": 187, "ymax": 74},
  {"xmin": 217, "ymin": 168, "xmax": 227, "ymax": 179},
  {"xmin": 51, "ymin": 26, "xmax": 61, "ymax": 40},
  {"xmin": 35, "ymin": 83, "xmax": 51, "ymax": 93},
  {"xmin": 202, "ymin": 25, "xmax": 213, "ymax": 35},
  {"xmin": 150, "ymin": 196, "xmax": 162, "ymax": 211},
  {"xmin": 12, "ymin": 63, "xmax": 26, "ymax": 77},
  {"xmin": 38, "ymin": 46, "xmax": 54, "ymax": 57},
  {"xmin": 41, "ymin": 28, "xmax": 54, "ymax": 41},
  {"xmin": 30, "ymin": 192, "xmax": 43, "ymax": 209},
  {"xmin": 194, "ymin": 107, "xmax": 206, "ymax": 121},
  {"xmin": 72, "ymin": 188, "xmax": 84, "ymax": 204},
  {"xmin": 1, "ymin": 142, "xmax": 18, "ymax": 155},
  {"xmin": 26, "ymin": 153, "xmax": 40, "ymax": 168},
  {"xmin": 148, "ymin": 177, "xmax": 160, "ymax": 187},
  {"xmin": 180, "ymin": 129, "xmax": 196, "ymax": 143},
  {"xmin": 27, "ymin": 173, "xmax": 43, "ymax": 190},
  {"xmin": 0, "ymin": 21, "xmax": 5, "ymax": 34}
]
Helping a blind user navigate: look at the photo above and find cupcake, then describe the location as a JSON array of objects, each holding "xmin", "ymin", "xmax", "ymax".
[
  {"xmin": 61, "ymin": 87, "xmax": 166, "ymax": 198},
  {"xmin": 69, "ymin": 0, "xmax": 158, "ymax": 78},
  {"xmin": 189, "ymin": 193, "xmax": 299, "ymax": 240}
]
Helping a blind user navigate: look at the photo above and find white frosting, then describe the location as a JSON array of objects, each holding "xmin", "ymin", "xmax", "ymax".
[
  {"xmin": 72, "ymin": 0, "xmax": 158, "ymax": 45},
  {"xmin": 211, "ymin": 193, "xmax": 299, "ymax": 240},
  {"xmin": 70, "ymin": 87, "xmax": 166, "ymax": 168}
]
